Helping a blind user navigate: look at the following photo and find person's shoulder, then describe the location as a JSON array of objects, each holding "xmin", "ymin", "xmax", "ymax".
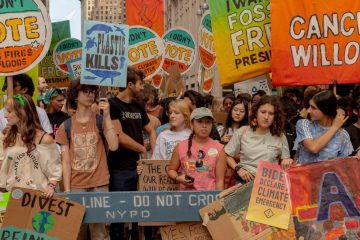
[
  {"xmin": 39, "ymin": 133, "xmax": 54, "ymax": 145},
  {"xmin": 36, "ymin": 106, "xmax": 47, "ymax": 114},
  {"xmin": 296, "ymin": 118, "xmax": 312, "ymax": 128}
]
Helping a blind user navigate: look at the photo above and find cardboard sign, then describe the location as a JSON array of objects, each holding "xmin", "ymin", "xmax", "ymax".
[
  {"xmin": 233, "ymin": 74, "xmax": 271, "ymax": 96},
  {"xmin": 138, "ymin": 160, "xmax": 179, "ymax": 191},
  {"xmin": 53, "ymin": 38, "xmax": 82, "ymax": 74},
  {"xmin": 162, "ymin": 28, "xmax": 197, "ymax": 75},
  {"xmin": 162, "ymin": 65, "xmax": 185, "ymax": 97},
  {"xmin": 39, "ymin": 20, "xmax": 71, "ymax": 88},
  {"xmin": 0, "ymin": 0, "xmax": 52, "ymax": 76},
  {"xmin": 271, "ymin": 0, "xmax": 360, "ymax": 86},
  {"xmin": 160, "ymin": 222, "xmax": 212, "ymax": 240},
  {"xmin": 246, "ymin": 161, "xmax": 292, "ymax": 229},
  {"xmin": 208, "ymin": 0, "xmax": 271, "ymax": 85},
  {"xmin": 0, "ymin": 192, "xmax": 10, "ymax": 226},
  {"xmin": 128, "ymin": 26, "xmax": 165, "ymax": 79},
  {"xmin": 201, "ymin": 66, "xmax": 214, "ymax": 94},
  {"xmin": 288, "ymin": 157, "xmax": 360, "ymax": 239},
  {"xmin": 199, "ymin": 183, "xmax": 296, "ymax": 240},
  {"xmin": 151, "ymin": 69, "xmax": 164, "ymax": 89},
  {"xmin": 198, "ymin": 11, "xmax": 216, "ymax": 69},
  {"xmin": 66, "ymin": 58, "xmax": 81, "ymax": 80},
  {"xmin": 0, "ymin": 187, "xmax": 85, "ymax": 240},
  {"xmin": 81, "ymin": 20, "xmax": 129, "ymax": 87}
]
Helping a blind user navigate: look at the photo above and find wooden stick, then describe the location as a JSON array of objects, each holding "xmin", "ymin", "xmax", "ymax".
[{"xmin": 7, "ymin": 76, "xmax": 13, "ymax": 97}]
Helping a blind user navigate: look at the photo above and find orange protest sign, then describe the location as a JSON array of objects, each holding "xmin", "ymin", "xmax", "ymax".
[
  {"xmin": 0, "ymin": 0, "xmax": 51, "ymax": 76},
  {"xmin": 272, "ymin": 0, "xmax": 360, "ymax": 85}
]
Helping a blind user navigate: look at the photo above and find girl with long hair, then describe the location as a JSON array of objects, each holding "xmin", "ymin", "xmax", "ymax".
[
  {"xmin": 0, "ymin": 94, "xmax": 61, "ymax": 197},
  {"xmin": 216, "ymin": 96, "xmax": 293, "ymax": 189},
  {"xmin": 167, "ymin": 107, "xmax": 223, "ymax": 190},
  {"xmin": 152, "ymin": 99, "xmax": 192, "ymax": 160},
  {"xmin": 295, "ymin": 91, "xmax": 353, "ymax": 163}
]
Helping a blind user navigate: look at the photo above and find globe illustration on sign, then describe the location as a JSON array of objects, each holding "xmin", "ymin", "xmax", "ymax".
[{"xmin": 32, "ymin": 210, "xmax": 55, "ymax": 234}]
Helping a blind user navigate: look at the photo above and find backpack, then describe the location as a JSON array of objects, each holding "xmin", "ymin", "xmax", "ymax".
[{"xmin": 64, "ymin": 114, "xmax": 105, "ymax": 144}]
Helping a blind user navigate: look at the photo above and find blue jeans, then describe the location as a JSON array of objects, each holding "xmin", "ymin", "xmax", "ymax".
[{"xmin": 109, "ymin": 169, "xmax": 138, "ymax": 240}]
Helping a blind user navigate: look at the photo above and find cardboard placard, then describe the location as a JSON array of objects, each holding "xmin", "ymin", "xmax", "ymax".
[
  {"xmin": 233, "ymin": 75, "xmax": 271, "ymax": 96},
  {"xmin": 81, "ymin": 20, "xmax": 129, "ymax": 87},
  {"xmin": 53, "ymin": 38, "xmax": 82, "ymax": 74},
  {"xmin": 0, "ymin": 192, "xmax": 10, "ymax": 227},
  {"xmin": 0, "ymin": 188, "xmax": 85, "ymax": 240},
  {"xmin": 199, "ymin": 183, "xmax": 296, "ymax": 240},
  {"xmin": 162, "ymin": 65, "xmax": 184, "ymax": 97},
  {"xmin": 160, "ymin": 222, "xmax": 212, "ymax": 240},
  {"xmin": 212, "ymin": 112, "xmax": 228, "ymax": 126},
  {"xmin": 138, "ymin": 160, "xmax": 179, "ymax": 191},
  {"xmin": 198, "ymin": 11, "xmax": 216, "ymax": 69},
  {"xmin": 66, "ymin": 58, "xmax": 82, "ymax": 80},
  {"xmin": 246, "ymin": 161, "xmax": 292, "ymax": 229},
  {"xmin": 0, "ymin": 0, "xmax": 52, "ymax": 76}
]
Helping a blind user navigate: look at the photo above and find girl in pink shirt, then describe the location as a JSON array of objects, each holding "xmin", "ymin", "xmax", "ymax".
[{"xmin": 168, "ymin": 107, "xmax": 223, "ymax": 190}]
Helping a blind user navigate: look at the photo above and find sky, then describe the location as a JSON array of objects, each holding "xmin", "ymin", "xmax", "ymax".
[{"xmin": 49, "ymin": 0, "xmax": 81, "ymax": 39}]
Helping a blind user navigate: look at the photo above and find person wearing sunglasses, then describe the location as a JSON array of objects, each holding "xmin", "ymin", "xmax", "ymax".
[
  {"xmin": 55, "ymin": 80, "xmax": 118, "ymax": 240},
  {"xmin": 216, "ymin": 96, "xmax": 293, "ymax": 190},
  {"xmin": 168, "ymin": 107, "xmax": 223, "ymax": 190},
  {"xmin": 43, "ymin": 88, "xmax": 69, "ymax": 136},
  {"xmin": 0, "ymin": 94, "xmax": 61, "ymax": 198}
]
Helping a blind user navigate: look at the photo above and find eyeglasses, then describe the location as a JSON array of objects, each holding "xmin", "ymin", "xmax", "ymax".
[
  {"xmin": 196, "ymin": 150, "xmax": 205, "ymax": 168},
  {"xmin": 81, "ymin": 89, "xmax": 97, "ymax": 96}
]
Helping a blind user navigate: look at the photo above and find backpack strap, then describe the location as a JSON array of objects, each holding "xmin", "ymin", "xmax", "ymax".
[
  {"xmin": 64, "ymin": 118, "xmax": 72, "ymax": 142},
  {"xmin": 64, "ymin": 115, "xmax": 105, "ymax": 144}
]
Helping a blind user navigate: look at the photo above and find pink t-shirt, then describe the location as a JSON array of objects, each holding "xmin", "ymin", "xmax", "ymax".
[{"xmin": 178, "ymin": 138, "xmax": 223, "ymax": 190}]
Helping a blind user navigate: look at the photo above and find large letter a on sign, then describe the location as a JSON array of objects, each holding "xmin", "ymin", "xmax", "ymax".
[{"xmin": 317, "ymin": 172, "xmax": 360, "ymax": 221}]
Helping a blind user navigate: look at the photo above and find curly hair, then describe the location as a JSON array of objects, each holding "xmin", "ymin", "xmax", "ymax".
[
  {"xmin": 249, "ymin": 96, "xmax": 284, "ymax": 137},
  {"xmin": 66, "ymin": 79, "xmax": 99, "ymax": 110},
  {"xmin": 3, "ymin": 95, "xmax": 42, "ymax": 152}
]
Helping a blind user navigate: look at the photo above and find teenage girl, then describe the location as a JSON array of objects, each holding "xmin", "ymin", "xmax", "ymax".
[
  {"xmin": 152, "ymin": 99, "xmax": 192, "ymax": 160},
  {"xmin": 167, "ymin": 107, "xmax": 223, "ymax": 190}
]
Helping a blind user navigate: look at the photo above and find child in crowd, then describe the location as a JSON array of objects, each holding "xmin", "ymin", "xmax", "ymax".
[
  {"xmin": 0, "ymin": 95, "xmax": 61, "ymax": 198},
  {"xmin": 167, "ymin": 107, "xmax": 223, "ymax": 190},
  {"xmin": 152, "ymin": 99, "xmax": 192, "ymax": 160}
]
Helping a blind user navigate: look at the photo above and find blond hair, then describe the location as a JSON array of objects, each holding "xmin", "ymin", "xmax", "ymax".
[{"xmin": 169, "ymin": 99, "xmax": 191, "ymax": 129}]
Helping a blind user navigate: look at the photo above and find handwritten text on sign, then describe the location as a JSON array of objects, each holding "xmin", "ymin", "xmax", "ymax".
[{"xmin": 63, "ymin": 191, "xmax": 220, "ymax": 223}]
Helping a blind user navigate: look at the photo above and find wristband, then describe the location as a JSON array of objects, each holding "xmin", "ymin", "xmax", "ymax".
[
  {"xmin": 47, "ymin": 182, "xmax": 56, "ymax": 189},
  {"xmin": 234, "ymin": 165, "xmax": 242, "ymax": 173}
]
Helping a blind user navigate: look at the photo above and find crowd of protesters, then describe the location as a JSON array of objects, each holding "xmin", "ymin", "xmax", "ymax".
[{"xmin": 0, "ymin": 67, "xmax": 359, "ymax": 240}]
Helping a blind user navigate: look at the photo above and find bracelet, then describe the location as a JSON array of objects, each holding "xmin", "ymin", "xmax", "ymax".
[
  {"xmin": 47, "ymin": 182, "xmax": 56, "ymax": 189},
  {"xmin": 234, "ymin": 165, "xmax": 242, "ymax": 173}
]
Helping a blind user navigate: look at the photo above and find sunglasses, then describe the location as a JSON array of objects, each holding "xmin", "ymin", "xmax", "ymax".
[{"xmin": 196, "ymin": 150, "xmax": 205, "ymax": 168}]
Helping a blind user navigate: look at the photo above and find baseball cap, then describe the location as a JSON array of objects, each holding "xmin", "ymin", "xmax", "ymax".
[{"xmin": 190, "ymin": 107, "xmax": 214, "ymax": 120}]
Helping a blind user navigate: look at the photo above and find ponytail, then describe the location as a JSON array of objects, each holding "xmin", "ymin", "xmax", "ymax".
[{"xmin": 187, "ymin": 132, "xmax": 195, "ymax": 157}]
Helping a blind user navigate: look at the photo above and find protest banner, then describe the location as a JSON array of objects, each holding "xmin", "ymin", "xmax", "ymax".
[
  {"xmin": 0, "ymin": 192, "xmax": 10, "ymax": 227},
  {"xmin": 208, "ymin": 0, "xmax": 271, "ymax": 86},
  {"xmin": 198, "ymin": 11, "xmax": 216, "ymax": 69},
  {"xmin": 138, "ymin": 160, "xmax": 179, "ymax": 191},
  {"xmin": 66, "ymin": 58, "xmax": 81, "ymax": 80},
  {"xmin": 246, "ymin": 161, "xmax": 292, "ymax": 229},
  {"xmin": 0, "ymin": 187, "xmax": 85, "ymax": 240},
  {"xmin": 271, "ymin": 0, "xmax": 360, "ymax": 86},
  {"xmin": 233, "ymin": 74, "xmax": 271, "ymax": 96},
  {"xmin": 160, "ymin": 222, "xmax": 212, "ymax": 240},
  {"xmin": 39, "ymin": 20, "xmax": 71, "ymax": 88},
  {"xmin": 128, "ymin": 26, "xmax": 165, "ymax": 79},
  {"xmin": 126, "ymin": 0, "xmax": 165, "ymax": 36},
  {"xmin": 53, "ymin": 38, "xmax": 82, "ymax": 75},
  {"xmin": 81, "ymin": 20, "xmax": 129, "ymax": 87},
  {"xmin": 162, "ymin": 28, "xmax": 197, "ymax": 75},
  {"xmin": 201, "ymin": 66, "xmax": 214, "ymax": 94},
  {"xmin": 288, "ymin": 157, "xmax": 360, "ymax": 239},
  {"xmin": 0, "ymin": 0, "xmax": 51, "ymax": 76},
  {"xmin": 200, "ymin": 183, "xmax": 296, "ymax": 240},
  {"xmin": 62, "ymin": 190, "xmax": 219, "ymax": 223}
]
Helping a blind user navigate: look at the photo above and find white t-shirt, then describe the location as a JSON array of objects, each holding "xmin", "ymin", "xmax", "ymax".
[
  {"xmin": 0, "ymin": 106, "xmax": 52, "ymax": 134},
  {"xmin": 151, "ymin": 128, "xmax": 192, "ymax": 160}
]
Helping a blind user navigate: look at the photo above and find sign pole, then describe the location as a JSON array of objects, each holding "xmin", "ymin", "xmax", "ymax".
[{"xmin": 7, "ymin": 76, "xmax": 13, "ymax": 97}]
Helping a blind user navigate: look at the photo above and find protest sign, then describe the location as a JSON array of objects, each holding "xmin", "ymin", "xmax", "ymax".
[
  {"xmin": 233, "ymin": 75, "xmax": 271, "ymax": 96},
  {"xmin": 288, "ymin": 157, "xmax": 360, "ymax": 239},
  {"xmin": 39, "ymin": 21, "xmax": 71, "ymax": 88},
  {"xmin": 128, "ymin": 26, "xmax": 165, "ymax": 79},
  {"xmin": 160, "ymin": 222, "xmax": 212, "ymax": 240},
  {"xmin": 201, "ymin": 66, "xmax": 214, "ymax": 94},
  {"xmin": 208, "ymin": 0, "xmax": 271, "ymax": 86},
  {"xmin": 66, "ymin": 58, "xmax": 81, "ymax": 80},
  {"xmin": 53, "ymin": 38, "xmax": 82, "ymax": 75},
  {"xmin": 126, "ymin": 0, "xmax": 165, "ymax": 36},
  {"xmin": 0, "ymin": 0, "xmax": 51, "ymax": 76},
  {"xmin": 162, "ymin": 65, "xmax": 185, "ymax": 97},
  {"xmin": 271, "ymin": 0, "xmax": 360, "ymax": 86},
  {"xmin": 0, "ymin": 192, "xmax": 9, "ymax": 227},
  {"xmin": 151, "ymin": 69, "xmax": 164, "ymax": 89},
  {"xmin": 0, "ymin": 187, "xmax": 85, "ymax": 240},
  {"xmin": 246, "ymin": 161, "xmax": 292, "ymax": 229},
  {"xmin": 200, "ymin": 183, "xmax": 296, "ymax": 240},
  {"xmin": 198, "ymin": 11, "xmax": 216, "ymax": 69},
  {"xmin": 81, "ymin": 20, "xmax": 129, "ymax": 87},
  {"xmin": 138, "ymin": 160, "xmax": 179, "ymax": 191},
  {"xmin": 162, "ymin": 28, "xmax": 197, "ymax": 75},
  {"xmin": 63, "ymin": 190, "xmax": 219, "ymax": 223}
]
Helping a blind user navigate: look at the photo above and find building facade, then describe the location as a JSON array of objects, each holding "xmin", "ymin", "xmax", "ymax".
[{"xmin": 79, "ymin": 0, "xmax": 126, "ymax": 24}]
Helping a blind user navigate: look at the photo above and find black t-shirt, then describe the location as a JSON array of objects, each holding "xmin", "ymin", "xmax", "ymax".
[
  {"xmin": 345, "ymin": 124, "xmax": 360, "ymax": 151},
  {"xmin": 47, "ymin": 111, "xmax": 70, "ymax": 137},
  {"xmin": 108, "ymin": 97, "xmax": 150, "ymax": 170}
]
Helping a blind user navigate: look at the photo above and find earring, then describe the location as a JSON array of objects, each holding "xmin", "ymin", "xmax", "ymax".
[{"xmin": 250, "ymin": 119, "xmax": 257, "ymax": 127}]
